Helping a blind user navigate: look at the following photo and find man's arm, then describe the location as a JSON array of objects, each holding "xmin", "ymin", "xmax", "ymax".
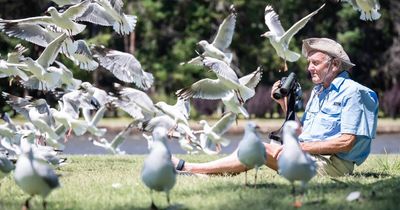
[{"xmin": 300, "ymin": 133, "xmax": 357, "ymax": 155}]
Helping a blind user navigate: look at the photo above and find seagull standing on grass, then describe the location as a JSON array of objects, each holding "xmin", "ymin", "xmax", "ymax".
[
  {"xmin": 141, "ymin": 127, "xmax": 176, "ymax": 209},
  {"xmin": 278, "ymin": 121, "xmax": 316, "ymax": 208},
  {"xmin": 182, "ymin": 5, "xmax": 236, "ymax": 65},
  {"xmin": 237, "ymin": 122, "xmax": 266, "ymax": 187},
  {"xmin": 14, "ymin": 143, "xmax": 60, "ymax": 210},
  {"xmin": 261, "ymin": 4, "xmax": 325, "ymax": 71}
]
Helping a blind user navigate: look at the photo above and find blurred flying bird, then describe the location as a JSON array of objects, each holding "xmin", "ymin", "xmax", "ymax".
[
  {"xmin": 196, "ymin": 112, "xmax": 236, "ymax": 155},
  {"xmin": 176, "ymin": 57, "xmax": 255, "ymax": 106},
  {"xmin": 92, "ymin": 45, "xmax": 154, "ymax": 90},
  {"xmin": 77, "ymin": 0, "xmax": 137, "ymax": 35},
  {"xmin": 342, "ymin": 0, "xmax": 381, "ymax": 21}
]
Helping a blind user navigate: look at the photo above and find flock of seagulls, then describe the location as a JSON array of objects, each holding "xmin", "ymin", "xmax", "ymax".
[{"xmin": 0, "ymin": 0, "xmax": 381, "ymax": 209}]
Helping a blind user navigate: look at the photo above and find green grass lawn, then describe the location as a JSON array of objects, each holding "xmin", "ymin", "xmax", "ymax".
[{"xmin": 1, "ymin": 155, "xmax": 400, "ymax": 210}]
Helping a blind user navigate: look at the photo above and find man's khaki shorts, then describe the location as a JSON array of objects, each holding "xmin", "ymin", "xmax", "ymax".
[{"xmin": 311, "ymin": 155, "xmax": 354, "ymax": 177}]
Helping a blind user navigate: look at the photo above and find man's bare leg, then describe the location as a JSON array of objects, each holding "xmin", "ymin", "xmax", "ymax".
[{"xmin": 172, "ymin": 142, "xmax": 281, "ymax": 175}]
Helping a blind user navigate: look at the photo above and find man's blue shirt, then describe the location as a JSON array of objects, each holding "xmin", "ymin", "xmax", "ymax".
[{"xmin": 299, "ymin": 71, "xmax": 378, "ymax": 165}]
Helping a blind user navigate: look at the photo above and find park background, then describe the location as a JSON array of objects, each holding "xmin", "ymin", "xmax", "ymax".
[
  {"xmin": 0, "ymin": 0, "xmax": 399, "ymax": 120},
  {"xmin": 1, "ymin": 1, "xmax": 400, "ymax": 210}
]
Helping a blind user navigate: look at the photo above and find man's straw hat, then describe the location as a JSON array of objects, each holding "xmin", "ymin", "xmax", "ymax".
[{"xmin": 302, "ymin": 38, "xmax": 355, "ymax": 70}]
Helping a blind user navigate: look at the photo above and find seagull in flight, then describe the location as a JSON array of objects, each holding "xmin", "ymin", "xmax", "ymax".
[
  {"xmin": 261, "ymin": 4, "xmax": 325, "ymax": 71},
  {"xmin": 91, "ymin": 45, "xmax": 154, "ymax": 90},
  {"xmin": 0, "ymin": 0, "xmax": 90, "ymax": 36},
  {"xmin": 183, "ymin": 5, "xmax": 236, "ymax": 65},
  {"xmin": 343, "ymin": 0, "xmax": 381, "ymax": 21},
  {"xmin": 77, "ymin": 0, "xmax": 137, "ymax": 35},
  {"xmin": 176, "ymin": 57, "xmax": 255, "ymax": 106},
  {"xmin": 222, "ymin": 67, "xmax": 262, "ymax": 118},
  {"xmin": 196, "ymin": 112, "xmax": 236, "ymax": 155}
]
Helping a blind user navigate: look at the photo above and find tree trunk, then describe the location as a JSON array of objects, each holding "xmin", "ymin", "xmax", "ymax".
[{"xmin": 383, "ymin": 0, "xmax": 400, "ymax": 87}]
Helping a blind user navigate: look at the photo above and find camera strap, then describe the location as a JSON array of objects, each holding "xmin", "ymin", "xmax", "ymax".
[{"xmin": 268, "ymin": 89, "xmax": 296, "ymax": 143}]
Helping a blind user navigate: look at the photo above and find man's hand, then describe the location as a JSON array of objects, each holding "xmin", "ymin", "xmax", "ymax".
[
  {"xmin": 266, "ymin": 143, "xmax": 283, "ymax": 159},
  {"xmin": 271, "ymin": 80, "xmax": 287, "ymax": 113}
]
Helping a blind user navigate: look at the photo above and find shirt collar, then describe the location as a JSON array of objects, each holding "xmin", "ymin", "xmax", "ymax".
[
  {"xmin": 329, "ymin": 71, "xmax": 349, "ymax": 92},
  {"xmin": 312, "ymin": 71, "xmax": 349, "ymax": 93}
]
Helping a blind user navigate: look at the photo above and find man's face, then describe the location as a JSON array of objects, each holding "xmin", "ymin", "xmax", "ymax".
[{"xmin": 306, "ymin": 51, "xmax": 332, "ymax": 84}]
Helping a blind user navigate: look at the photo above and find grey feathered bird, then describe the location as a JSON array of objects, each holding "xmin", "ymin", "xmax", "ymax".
[
  {"xmin": 237, "ymin": 122, "xmax": 266, "ymax": 187},
  {"xmin": 278, "ymin": 121, "xmax": 316, "ymax": 207},
  {"xmin": 14, "ymin": 143, "xmax": 60, "ymax": 210},
  {"xmin": 141, "ymin": 127, "xmax": 176, "ymax": 209}
]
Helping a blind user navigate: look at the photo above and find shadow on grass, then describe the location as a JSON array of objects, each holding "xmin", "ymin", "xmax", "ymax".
[
  {"xmin": 187, "ymin": 175, "xmax": 400, "ymax": 210},
  {"xmin": 351, "ymin": 171, "xmax": 391, "ymax": 178},
  {"xmin": 108, "ymin": 202, "xmax": 188, "ymax": 210}
]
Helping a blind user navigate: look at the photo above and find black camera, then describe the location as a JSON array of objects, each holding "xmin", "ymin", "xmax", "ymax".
[{"xmin": 272, "ymin": 72, "xmax": 297, "ymax": 100}]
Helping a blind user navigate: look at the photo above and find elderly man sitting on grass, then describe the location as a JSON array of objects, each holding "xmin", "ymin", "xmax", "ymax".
[{"xmin": 173, "ymin": 37, "xmax": 379, "ymax": 177}]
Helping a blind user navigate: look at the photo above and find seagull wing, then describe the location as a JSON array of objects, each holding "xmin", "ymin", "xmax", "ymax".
[
  {"xmin": 119, "ymin": 87, "xmax": 157, "ymax": 113},
  {"xmin": 212, "ymin": 112, "xmax": 236, "ymax": 135},
  {"xmin": 52, "ymin": 0, "xmax": 82, "ymax": 7},
  {"xmin": 110, "ymin": 130, "xmax": 126, "ymax": 149},
  {"xmin": 174, "ymin": 98, "xmax": 190, "ymax": 119},
  {"xmin": 2, "ymin": 92, "xmax": 32, "ymax": 121},
  {"xmin": 0, "ymin": 16, "xmax": 53, "ymax": 26},
  {"xmin": 0, "ymin": 22, "xmax": 54, "ymax": 47},
  {"xmin": 239, "ymin": 66, "xmax": 262, "ymax": 89},
  {"xmin": 211, "ymin": 8, "xmax": 236, "ymax": 51},
  {"xmin": 62, "ymin": 0, "xmax": 91, "ymax": 20},
  {"xmin": 92, "ymin": 46, "xmax": 154, "ymax": 90},
  {"xmin": 202, "ymin": 57, "xmax": 239, "ymax": 82},
  {"xmin": 77, "ymin": 3, "xmax": 114, "ymax": 26},
  {"xmin": 109, "ymin": 0, "xmax": 125, "ymax": 14},
  {"xmin": 67, "ymin": 39, "xmax": 98, "ymax": 71},
  {"xmin": 176, "ymin": 78, "xmax": 231, "ymax": 100},
  {"xmin": 280, "ymin": 4, "xmax": 325, "ymax": 44},
  {"xmin": 37, "ymin": 33, "xmax": 67, "ymax": 68},
  {"xmin": 264, "ymin": 5, "xmax": 285, "ymax": 37}
]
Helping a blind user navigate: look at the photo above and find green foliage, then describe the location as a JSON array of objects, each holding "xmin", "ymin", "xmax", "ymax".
[{"xmin": 0, "ymin": 0, "xmax": 396, "ymax": 110}]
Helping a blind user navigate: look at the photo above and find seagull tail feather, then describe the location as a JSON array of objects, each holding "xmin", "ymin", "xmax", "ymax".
[
  {"xmin": 371, "ymin": 9, "xmax": 381, "ymax": 20},
  {"xmin": 284, "ymin": 50, "xmax": 300, "ymax": 62}
]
